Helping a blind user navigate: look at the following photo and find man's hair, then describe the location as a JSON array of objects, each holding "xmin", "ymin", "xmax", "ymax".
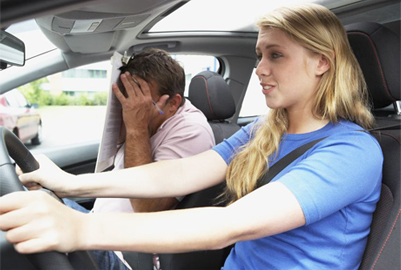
[{"xmin": 118, "ymin": 48, "xmax": 185, "ymax": 106}]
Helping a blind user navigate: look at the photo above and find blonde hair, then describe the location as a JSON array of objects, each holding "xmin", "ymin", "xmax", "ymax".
[{"xmin": 223, "ymin": 3, "xmax": 374, "ymax": 204}]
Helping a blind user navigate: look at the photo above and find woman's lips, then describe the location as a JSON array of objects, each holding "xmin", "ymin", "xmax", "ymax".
[{"xmin": 261, "ymin": 84, "xmax": 275, "ymax": 95}]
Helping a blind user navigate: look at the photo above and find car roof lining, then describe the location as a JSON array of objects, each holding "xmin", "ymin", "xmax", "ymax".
[
  {"xmin": 0, "ymin": 0, "xmax": 399, "ymax": 94},
  {"xmin": 31, "ymin": 0, "xmax": 399, "ymax": 56}
]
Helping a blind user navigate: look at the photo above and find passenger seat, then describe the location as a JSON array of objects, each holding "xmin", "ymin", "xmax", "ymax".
[{"xmin": 188, "ymin": 70, "xmax": 240, "ymax": 143}]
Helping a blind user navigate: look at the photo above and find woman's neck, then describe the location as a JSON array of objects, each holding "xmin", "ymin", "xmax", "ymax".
[{"xmin": 286, "ymin": 110, "xmax": 329, "ymax": 134}]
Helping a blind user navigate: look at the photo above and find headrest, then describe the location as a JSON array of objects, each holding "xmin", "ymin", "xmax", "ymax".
[
  {"xmin": 345, "ymin": 22, "xmax": 400, "ymax": 109},
  {"xmin": 188, "ymin": 71, "xmax": 236, "ymax": 121}
]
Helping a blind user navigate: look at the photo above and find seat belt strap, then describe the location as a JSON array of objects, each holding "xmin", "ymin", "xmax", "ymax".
[
  {"xmin": 256, "ymin": 122, "xmax": 401, "ymax": 188},
  {"xmin": 257, "ymin": 137, "xmax": 326, "ymax": 188},
  {"xmin": 369, "ymin": 123, "xmax": 401, "ymax": 131}
]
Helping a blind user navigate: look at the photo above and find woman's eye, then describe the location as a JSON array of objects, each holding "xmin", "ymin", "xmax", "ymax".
[{"xmin": 271, "ymin": 53, "xmax": 282, "ymax": 59}]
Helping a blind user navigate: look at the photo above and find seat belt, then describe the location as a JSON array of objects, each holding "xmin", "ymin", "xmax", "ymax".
[
  {"xmin": 257, "ymin": 137, "xmax": 326, "ymax": 188},
  {"xmin": 256, "ymin": 122, "xmax": 401, "ymax": 188}
]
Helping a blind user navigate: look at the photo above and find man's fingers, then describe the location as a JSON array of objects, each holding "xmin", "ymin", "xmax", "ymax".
[
  {"xmin": 112, "ymin": 84, "xmax": 126, "ymax": 104},
  {"xmin": 133, "ymin": 75, "xmax": 151, "ymax": 97},
  {"xmin": 157, "ymin": 94, "xmax": 170, "ymax": 108},
  {"xmin": 121, "ymin": 72, "xmax": 140, "ymax": 97}
]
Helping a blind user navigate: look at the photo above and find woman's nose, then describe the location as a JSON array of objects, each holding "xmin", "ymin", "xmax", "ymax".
[{"xmin": 255, "ymin": 58, "xmax": 271, "ymax": 78}]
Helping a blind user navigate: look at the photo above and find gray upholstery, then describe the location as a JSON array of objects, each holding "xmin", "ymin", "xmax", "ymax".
[
  {"xmin": 346, "ymin": 22, "xmax": 401, "ymax": 270},
  {"xmin": 188, "ymin": 71, "xmax": 240, "ymax": 143},
  {"xmin": 345, "ymin": 22, "xmax": 400, "ymax": 111},
  {"xmin": 188, "ymin": 71, "xmax": 236, "ymax": 121}
]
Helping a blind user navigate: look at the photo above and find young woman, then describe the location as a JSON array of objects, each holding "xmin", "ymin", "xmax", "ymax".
[{"xmin": 0, "ymin": 4, "xmax": 382, "ymax": 269}]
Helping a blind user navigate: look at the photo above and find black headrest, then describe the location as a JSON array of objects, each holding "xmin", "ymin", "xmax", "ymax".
[
  {"xmin": 346, "ymin": 22, "xmax": 400, "ymax": 109},
  {"xmin": 188, "ymin": 71, "xmax": 236, "ymax": 121}
]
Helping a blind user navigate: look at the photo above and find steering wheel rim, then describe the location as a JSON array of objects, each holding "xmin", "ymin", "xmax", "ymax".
[{"xmin": 0, "ymin": 127, "xmax": 99, "ymax": 270}]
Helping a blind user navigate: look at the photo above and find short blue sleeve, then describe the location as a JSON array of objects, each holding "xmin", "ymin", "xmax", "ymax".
[
  {"xmin": 212, "ymin": 120, "xmax": 258, "ymax": 164},
  {"xmin": 278, "ymin": 131, "xmax": 383, "ymax": 224}
]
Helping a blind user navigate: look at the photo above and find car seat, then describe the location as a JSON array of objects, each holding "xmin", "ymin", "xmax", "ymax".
[
  {"xmin": 188, "ymin": 70, "xmax": 240, "ymax": 144},
  {"xmin": 346, "ymin": 22, "xmax": 400, "ymax": 270}
]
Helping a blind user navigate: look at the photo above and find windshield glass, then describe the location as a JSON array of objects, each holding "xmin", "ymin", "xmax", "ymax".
[{"xmin": 149, "ymin": 0, "xmax": 361, "ymax": 33}]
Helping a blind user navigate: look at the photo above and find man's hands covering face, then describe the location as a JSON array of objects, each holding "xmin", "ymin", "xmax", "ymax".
[{"xmin": 112, "ymin": 73, "xmax": 169, "ymax": 134}]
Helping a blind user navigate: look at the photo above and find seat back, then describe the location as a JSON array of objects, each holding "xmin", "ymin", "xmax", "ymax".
[
  {"xmin": 346, "ymin": 22, "xmax": 400, "ymax": 116},
  {"xmin": 346, "ymin": 22, "xmax": 401, "ymax": 269},
  {"xmin": 361, "ymin": 131, "xmax": 400, "ymax": 270},
  {"xmin": 188, "ymin": 70, "xmax": 240, "ymax": 143}
]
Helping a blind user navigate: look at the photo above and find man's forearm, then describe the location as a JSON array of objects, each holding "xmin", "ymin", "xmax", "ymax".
[
  {"xmin": 124, "ymin": 128, "xmax": 152, "ymax": 167},
  {"xmin": 124, "ymin": 128, "xmax": 178, "ymax": 212}
]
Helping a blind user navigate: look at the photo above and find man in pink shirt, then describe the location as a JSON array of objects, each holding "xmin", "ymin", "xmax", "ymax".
[
  {"xmin": 95, "ymin": 48, "xmax": 215, "ymax": 214},
  {"xmin": 92, "ymin": 87, "xmax": 215, "ymax": 213},
  {"xmin": 64, "ymin": 48, "xmax": 215, "ymax": 270}
]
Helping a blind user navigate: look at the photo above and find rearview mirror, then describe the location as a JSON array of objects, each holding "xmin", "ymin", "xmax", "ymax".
[{"xmin": 0, "ymin": 30, "xmax": 25, "ymax": 68}]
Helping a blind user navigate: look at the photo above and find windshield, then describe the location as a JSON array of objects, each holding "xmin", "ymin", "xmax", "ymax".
[{"xmin": 149, "ymin": 0, "xmax": 362, "ymax": 33}]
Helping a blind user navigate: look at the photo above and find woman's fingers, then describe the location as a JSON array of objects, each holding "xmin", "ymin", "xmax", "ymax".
[
  {"xmin": 0, "ymin": 192, "xmax": 28, "ymax": 214},
  {"xmin": 14, "ymin": 238, "xmax": 56, "ymax": 254},
  {"xmin": 0, "ymin": 208, "xmax": 32, "ymax": 232},
  {"xmin": 0, "ymin": 191, "xmax": 84, "ymax": 253},
  {"xmin": 15, "ymin": 164, "xmax": 23, "ymax": 176},
  {"xmin": 18, "ymin": 155, "xmax": 44, "ymax": 186}
]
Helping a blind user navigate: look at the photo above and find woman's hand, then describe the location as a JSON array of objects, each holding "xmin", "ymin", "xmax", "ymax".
[
  {"xmin": 0, "ymin": 191, "xmax": 86, "ymax": 253},
  {"xmin": 18, "ymin": 154, "xmax": 77, "ymax": 198}
]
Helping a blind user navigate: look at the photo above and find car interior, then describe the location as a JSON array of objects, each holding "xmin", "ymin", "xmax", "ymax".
[{"xmin": 0, "ymin": 0, "xmax": 400, "ymax": 269}]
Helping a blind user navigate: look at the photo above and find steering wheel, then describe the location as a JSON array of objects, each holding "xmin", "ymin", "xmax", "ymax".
[{"xmin": 0, "ymin": 127, "xmax": 99, "ymax": 270}]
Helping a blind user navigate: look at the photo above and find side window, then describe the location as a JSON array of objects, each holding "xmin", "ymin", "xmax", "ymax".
[
  {"xmin": 239, "ymin": 69, "xmax": 269, "ymax": 118},
  {"xmin": 13, "ymin": 90, "xmax": 29, "ymax": 107},
  {"xmin": 18, "ymin": 56, "xmax": 219, "ymax": 150},
  {"xmin": 5, "ymin": 92, "xmax": 20, "ymax": 107},
  {"xmin": 171, "ymin": 55, "xmax": 220, "ymax": 96},
  {"xmin": 18, "ymin": 61, "xmax": 110, "ymax": 150}
]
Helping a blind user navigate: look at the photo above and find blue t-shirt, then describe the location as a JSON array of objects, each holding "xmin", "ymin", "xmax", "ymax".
[{"xmin": 213, "ymin": 119, "xmax": 383, "ymax": 270}]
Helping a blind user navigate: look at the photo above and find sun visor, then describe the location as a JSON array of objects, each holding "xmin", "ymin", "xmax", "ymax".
[
  {"xmin": 50, "ymin": 13, "xmax": 150, "ymax": 34},
  {"xmin": 64, "ymin": 32, "xmax": 115, "ymax": 53}
]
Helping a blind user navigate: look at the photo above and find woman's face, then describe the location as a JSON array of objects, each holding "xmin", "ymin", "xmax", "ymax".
[{"xmin": 255, "ymin": 27, "xmax": 324, "ymax": 115}]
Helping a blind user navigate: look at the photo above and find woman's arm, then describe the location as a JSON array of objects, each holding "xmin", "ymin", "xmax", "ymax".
[
  {"xmin": 19, "ymin": 150, "xmax": 227, "ymax": 199},
  {"xmin": 0, "ymin": 181, "xmax": 305, "ymax": 254}
]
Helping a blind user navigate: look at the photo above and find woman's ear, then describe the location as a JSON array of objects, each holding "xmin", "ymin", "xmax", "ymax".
[{"xmin": 315, "ymin": 54, "xmax": 331, "ymax": 76}]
